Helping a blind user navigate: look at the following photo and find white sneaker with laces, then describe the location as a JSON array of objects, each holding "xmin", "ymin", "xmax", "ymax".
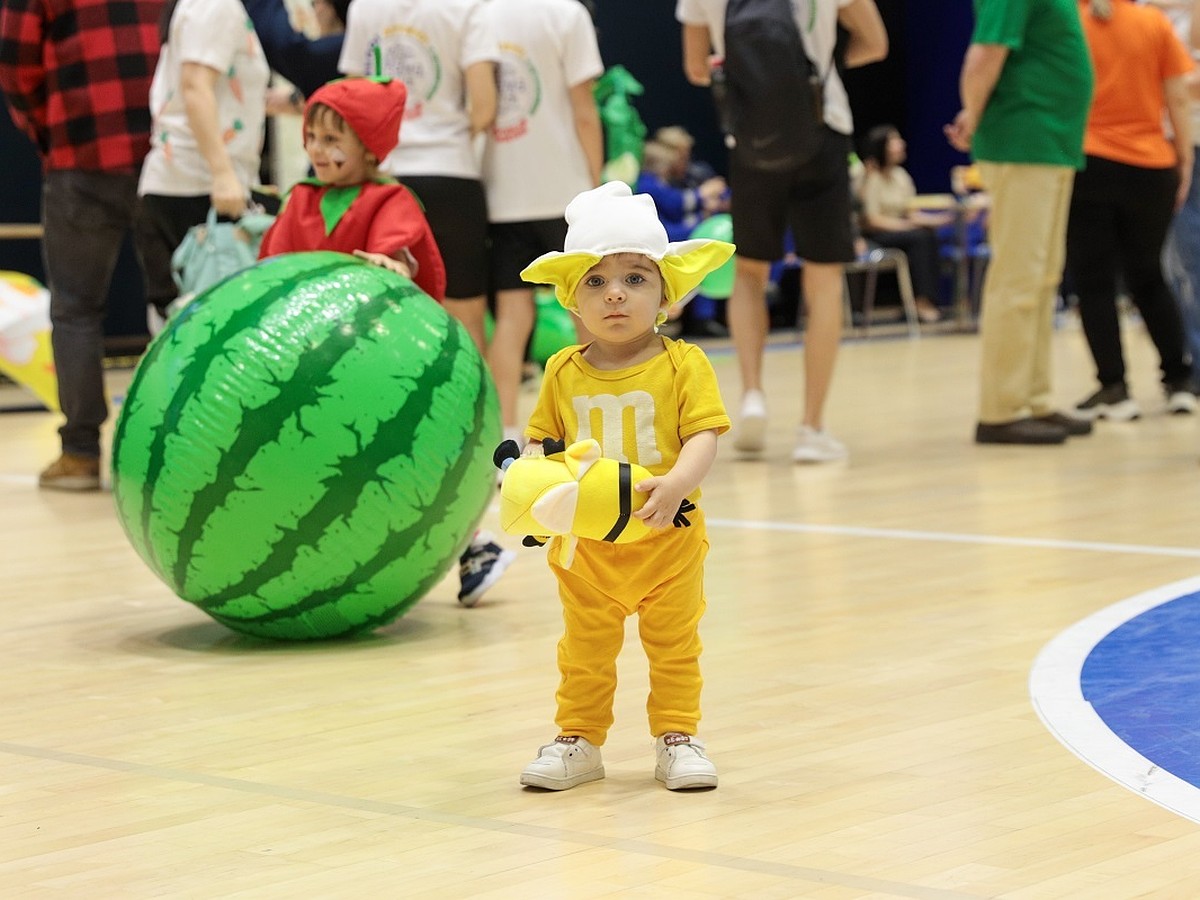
[
  {"xmin": 733, "ymin": 389, "xmax": 768, "ymax": 453},
  {"xmin": 792, "ymin": 425, "xmax": 848, "ymax": 463},
  {"xmin": 655, "ymin": 733, "xmax": 718, "ymax": 790},
  {"xmin": 520, "ymin": 736, "xmax": 604, "ymax": 790}
]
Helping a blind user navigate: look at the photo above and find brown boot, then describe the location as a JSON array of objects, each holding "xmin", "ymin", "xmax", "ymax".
[{"xmin": 38, "ymin": 452, "xmax": 101, "ymax": 491}]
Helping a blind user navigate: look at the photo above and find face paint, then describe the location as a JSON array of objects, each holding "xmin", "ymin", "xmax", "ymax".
[{"xmin": 330, "ymin": 147, "xmax": 347, "ymax": 166}]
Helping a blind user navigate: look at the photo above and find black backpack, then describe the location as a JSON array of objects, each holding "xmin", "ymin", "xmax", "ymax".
[{"xmin": 721, "ymin": 0, "xmax": 826, "ymax": 172}]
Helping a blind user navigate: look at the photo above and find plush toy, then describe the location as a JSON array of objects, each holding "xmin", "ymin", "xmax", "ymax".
[{"xmin": 494, "ymin": 437, "xmax": 656, "ymax": 568}]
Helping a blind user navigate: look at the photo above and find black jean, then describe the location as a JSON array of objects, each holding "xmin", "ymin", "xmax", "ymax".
[
  {"xmin": 41, "ymin": 169, "xmax": 141, "ymax": 457},
  {"xmin": 1065, "ymin": 155, "xmax": 1190, "ymax": 388}
]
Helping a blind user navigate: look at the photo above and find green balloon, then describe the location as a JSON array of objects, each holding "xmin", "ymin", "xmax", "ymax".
[
  {"xmin": 530, "ymin": 289, "xmax": 578, "ymax": 365},
  {"xmin": 691, "ymin": 213, "xmax": 735, "ymax": 300},
  {"xmin": 111, "ymin": 252, "xmax": 499, "ymax": 640}
]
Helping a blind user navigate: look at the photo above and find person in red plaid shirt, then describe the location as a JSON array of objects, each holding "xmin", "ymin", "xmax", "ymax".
[{"xmin": 0, "ymin": 0, "xmax": 163, "ymax": 490}]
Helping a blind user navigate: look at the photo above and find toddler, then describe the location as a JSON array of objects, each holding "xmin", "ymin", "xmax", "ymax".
[{"xmin": 516, "ymin": 181, "xmax": 734, "ymax": 791}]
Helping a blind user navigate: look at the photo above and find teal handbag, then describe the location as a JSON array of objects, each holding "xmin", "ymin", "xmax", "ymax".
[{"xmin": 170, "ymin": 206, "xmax": 275, "ymax": 298}]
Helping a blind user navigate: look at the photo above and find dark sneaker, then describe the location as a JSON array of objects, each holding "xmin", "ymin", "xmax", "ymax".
[
  {"xmin": 1035, "ymin": 412, "xmax": 1093, "ymax": 436},
  {"xmin": 975, "ymin": 419, "xmax": 1067, "ymax": 445},
  {"xmin": 1074, "ymin": 384, "xmax": 1140, "ymax": 421},
  {"xmin": 38, "ymin": 453, "xmax": 101, "ymax": 491},
  {"xmin": 457, "ymin": 531, "xmax": 516, "ymax": 607}
]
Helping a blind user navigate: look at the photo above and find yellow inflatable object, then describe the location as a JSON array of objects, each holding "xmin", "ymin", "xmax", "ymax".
[
  {"xmin": 0, "ymin": 271, "xmax": 58, "ymax": 411},
  {"xmin": 497, "ymin": 438, "xmax": 653, "ymax": 566}
]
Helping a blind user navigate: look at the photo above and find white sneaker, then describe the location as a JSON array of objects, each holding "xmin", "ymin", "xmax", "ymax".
[
  {"xmin": 520, "ymin": 736, "xmax": 605, "ymax": 790},
  {"xmin": 792, "ymin": 425, "xmax": 848, "ymax": 463},
  {"xmin": 655, "ymin": 733, "xmax": 718, "ymax": 790},
  {"xmin": 1166, "ymin": 390, "xmax": 1198, "ymax": 415},
  {"xmin": 733, "ymin": 389, "xmax": 767, "ymax": 453}
]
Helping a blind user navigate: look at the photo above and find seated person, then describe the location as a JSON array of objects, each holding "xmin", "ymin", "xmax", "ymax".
[
  {"xmin": 635, "ymin": 139, "xmax": 727, "ymax": 242},
  {"xmin": 858, "ymin": 124, "xmax": 952, "ymax": 324},
  {"xmin": 653, "ymin": 124, "xmax": 718, "ymax": 187},
  {"xmin": 636, "ymin": 140, "xmax": 730, "ymax": 336}
]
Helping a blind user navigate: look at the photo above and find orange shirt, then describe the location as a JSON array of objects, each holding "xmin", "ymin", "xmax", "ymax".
[{"xmin": 1080, "ymin": 0, "xmax": 1193, "ymax": 169}]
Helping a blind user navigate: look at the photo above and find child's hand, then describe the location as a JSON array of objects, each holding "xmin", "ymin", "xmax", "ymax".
[
  {"xmin": 353, "ymin": 250, "xmax": 412, "ymax": 278},
  {"xmin": 632, "ymin": 475, "xmax": 687, "ymax": 530}
]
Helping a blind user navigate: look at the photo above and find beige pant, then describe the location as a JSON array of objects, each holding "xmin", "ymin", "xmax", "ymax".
[{"xmin": 977, "ymin": 162, "xmax": 1076, "ymax": 424}]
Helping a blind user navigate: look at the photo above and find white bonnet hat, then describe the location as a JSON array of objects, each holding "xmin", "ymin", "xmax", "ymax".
[{"xmin": 520, "ymin": 181, "xmax": 735, "ymax": 311}]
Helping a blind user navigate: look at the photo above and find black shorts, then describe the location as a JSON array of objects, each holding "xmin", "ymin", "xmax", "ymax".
[
  {"xmin": 490, "ymin": 218, "xmax": 569, "ymax": 292},
  {"xmin": 400, "ymin": 175, "xmax": 490, "ymax": 299},
  {"xmin": 729, "ymin": 129, "xmax": 855, "ymax": 264}
]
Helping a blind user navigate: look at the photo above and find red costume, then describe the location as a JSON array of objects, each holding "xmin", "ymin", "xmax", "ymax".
[{"xmin": 259, "ymin": 178, "xmax": 446, "ymax": 300}]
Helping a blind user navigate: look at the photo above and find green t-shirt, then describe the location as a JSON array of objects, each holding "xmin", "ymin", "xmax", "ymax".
[{"xmin": 971, "ymin": 0, "xmax": 1094, "ymax": 168}]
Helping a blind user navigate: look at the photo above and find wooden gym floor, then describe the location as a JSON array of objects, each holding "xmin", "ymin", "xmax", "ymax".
[{"xmin": 2, "ymin": 316, "xmax": 1199, "ymax": 898}]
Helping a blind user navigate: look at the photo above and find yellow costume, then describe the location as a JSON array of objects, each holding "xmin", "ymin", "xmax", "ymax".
[{"xmin": 525, "ymin": 338, "xmax": 730, "ymax": 744}]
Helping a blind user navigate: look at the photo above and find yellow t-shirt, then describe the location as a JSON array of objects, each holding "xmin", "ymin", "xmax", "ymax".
[{"xmin": 526, "ymin": 337, "xmax": 730, "ymax": 503}]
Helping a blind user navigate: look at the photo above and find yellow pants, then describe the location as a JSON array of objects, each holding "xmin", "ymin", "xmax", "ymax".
[
  {"xmin": 547, "ymin": 510, "xmax": 709, "ymax": 746},
  {"xmin": 976, "ymin": 162, "xmax": 1075, "ymax": 423}
]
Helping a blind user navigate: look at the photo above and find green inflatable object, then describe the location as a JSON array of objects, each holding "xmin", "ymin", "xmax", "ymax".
[
  {"xmin": 111, "ymin": 252, "xmax": 500, "ymax": 640},
  {"xmin": 530, "ymin": 289, "xmax": 578, "ymax": 365},
  {"xmin": 595, "ymin": 65, "xmax": 647, "ymax": 170},
  {"xmin": 690, "ymin": 213, "xmax": 735, "ymax": 300}
]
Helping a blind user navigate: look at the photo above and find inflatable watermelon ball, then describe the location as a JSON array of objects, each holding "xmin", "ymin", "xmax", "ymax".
[{"xmin": 111, "ymin": 251, "xmax": 500, "ymax": 640}]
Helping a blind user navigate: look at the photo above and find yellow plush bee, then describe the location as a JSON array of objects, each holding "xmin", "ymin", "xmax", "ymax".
[{"xmin": 494, "ymin": 438, "xmax": 656, "ymax": 568}]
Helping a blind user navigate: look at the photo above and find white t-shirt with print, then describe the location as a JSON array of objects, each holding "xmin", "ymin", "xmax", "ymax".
[
  {"xmin": 675, "ymin": 0, "xmax": 856, "ymax": 135},
  {"xmin": 139, "ymin": 0, "xmax": 269, "ymax": 196},
  {"xmin": 339, "ymin": 0, "xmax": 500, "ymax": 179},
  {"xmin": 482, "ymin": 0, "xmax": 604, "ymax": 222}
]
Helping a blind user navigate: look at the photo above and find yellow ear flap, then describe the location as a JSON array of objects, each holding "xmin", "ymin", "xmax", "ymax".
[
  {"xmin": 659, "ymin": 241, "xmax": 736, "ymax": 303},
  {"xmin": 519, "ymin": 252, "xmax": 603, "ymax": 309}
]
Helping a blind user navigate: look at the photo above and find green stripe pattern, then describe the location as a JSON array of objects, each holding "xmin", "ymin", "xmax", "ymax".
[{"xmin": 111, "ymin": 252, "xmax": 499, "ymax": 639}]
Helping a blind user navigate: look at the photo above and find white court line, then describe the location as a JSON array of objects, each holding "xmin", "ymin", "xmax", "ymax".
[
  {"xmin": 705, "ymin": 518, "xmax": 1200, "ymax": 559},
  {"xmin": 1030, "ymin": 576, "xmax": 1200, "ymax": 825}
]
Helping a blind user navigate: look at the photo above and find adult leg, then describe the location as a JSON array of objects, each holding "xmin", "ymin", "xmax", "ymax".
[
  {"xmin": 132, "ymin": 193, "xmax": 210, "ymax": 316},
  {"xmin": 1163, "ymin": 151, "xmax": 1200, "ymax": 387},
  {"xmin": 41, "ymin": 170, "xmax": 140, "ymax": 460},
  {"xmin": 728, "ymin": 256, "xmax": 771, "ymax": 395},
  {"xmin": 487, "ymin": 287, "xmax": 536, "ymax": 435},
  {"xmin": 727, "ymin": 161, "xmax": 786, "ymax": 453},
  {"xmin": 1066, "ymin": 161, "xmax": 1125, "ymax": 388},
  {"xmin": 445, "ymin": 295, "xmax": 489, "ymax": 354},
  {"xmin": 1116, "ymin": 164, "xmax": 1191, "ymax": 388},
  {"xmin": 1028, "ymin": 165, "xmax": 1076, "ymax": 417},
  {"xmin": 978, "ymin": 163, "xmax": 1077, "ymax": 426},
  {"xmin": 800, "ymin": 261, "xmax": 844, "ymax": 431}
]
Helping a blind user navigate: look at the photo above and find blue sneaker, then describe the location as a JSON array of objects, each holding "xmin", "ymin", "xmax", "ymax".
[{"xmin": 457, "ymin": 531, "xmax": 516, "ymax": 607}]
